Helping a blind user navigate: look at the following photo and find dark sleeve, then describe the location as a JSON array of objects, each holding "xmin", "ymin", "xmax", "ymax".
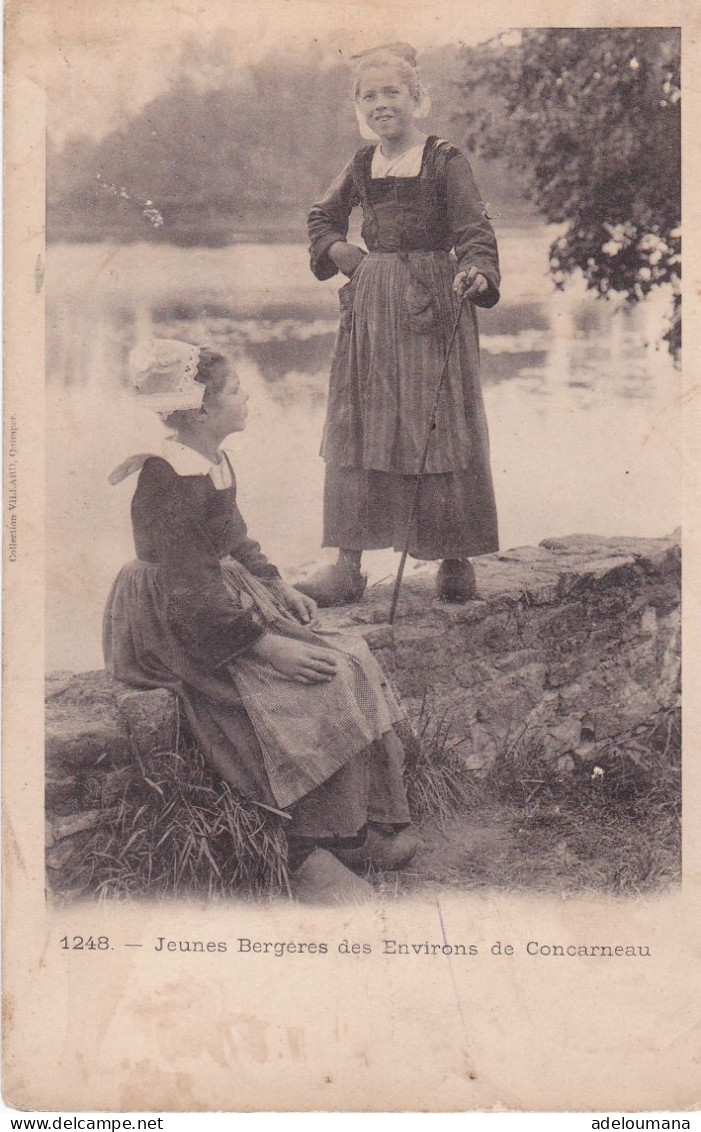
[
  {"xmin": 134, "ymin": 459, "xmax": 265, "ymax": 669},
  {"xmin": 230, "ymin": 526, "xmax": 281, "ymax": 580},
  {"xmin": 307, "ymin": 158, "xmax": 358, "ymax": 280},
  {"xmin": 443, "ymin": 149, "xmax": 501, "ymax": 309}
]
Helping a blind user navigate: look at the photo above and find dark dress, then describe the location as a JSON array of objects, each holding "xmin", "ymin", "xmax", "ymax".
[
  {"xmin": 103, "ymin": 454, "xmax": 410, "ymax": 840},
  {"xmin": 308, "ymin": 135, "xmax": 500, "ymax": 559}
]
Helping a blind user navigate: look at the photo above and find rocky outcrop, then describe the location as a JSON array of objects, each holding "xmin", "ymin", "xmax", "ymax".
[
  {"xmin": 328, "ymin": 532, "xmax": 681, "ymax": 771},
  {"xmin": 45, "ymin": 533, "xmax": 680, "ymax": 889}
]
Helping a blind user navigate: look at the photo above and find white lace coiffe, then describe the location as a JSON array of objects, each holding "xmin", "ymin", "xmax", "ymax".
[{"xmin": 128, "ymin": 338, "xmax": 204, "ymax": 413}]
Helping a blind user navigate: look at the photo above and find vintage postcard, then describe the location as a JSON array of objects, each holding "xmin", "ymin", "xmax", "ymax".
[{"xmin": 3, "ymin": 0, "xmax": 699, "ymax": 1114}]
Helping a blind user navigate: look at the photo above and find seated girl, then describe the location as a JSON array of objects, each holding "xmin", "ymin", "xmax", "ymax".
[{"xmin": 103, "ymin": 338, "xmax": 417, "ymax": 903}]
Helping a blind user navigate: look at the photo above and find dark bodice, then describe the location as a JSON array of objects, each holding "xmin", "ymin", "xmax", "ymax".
[
  {"xmin": 133, "ymin": 467, "xmax": 246, "ymax": 564},
  {"xmin": 308, "ymin": 136, "xmax": 500, "ymax": 307},
  {"xmin": 131, "ymin": 457, "xmax": 279, "ymax": 670},
  {"xmin": 354, "ymin": 139, "xmax": 456, "ymax": 255}
]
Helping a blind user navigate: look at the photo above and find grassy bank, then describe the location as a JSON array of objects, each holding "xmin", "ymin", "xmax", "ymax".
[
  {"xmin": 56, "ymin": 703, "xmax": 680, "ymax": 903},
  {"xmin": 391, "ymin": 704, "xmax": 681, "ymax": 897}
]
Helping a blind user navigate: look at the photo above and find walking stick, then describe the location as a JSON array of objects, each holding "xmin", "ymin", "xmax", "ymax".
[{"xmin": 389, "ymin": 294, "xmax": 466, "ymax": 625}]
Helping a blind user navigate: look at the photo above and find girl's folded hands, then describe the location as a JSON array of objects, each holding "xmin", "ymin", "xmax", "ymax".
[
  {"xmin": 251, "ymin": 634, "xmax": 338, "ymax": 684},
  {"xmin": 267, "ymin": 579, "xmax": 318, "ymax": 625}
]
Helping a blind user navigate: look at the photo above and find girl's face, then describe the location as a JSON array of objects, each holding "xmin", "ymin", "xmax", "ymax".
[
  {"xmin": 206, "ymin": 368, "xmax": 249, "ymax": 436},
  {"xmin": 356, "ymin": 64, "xmax": 418, "ymax": 143}
]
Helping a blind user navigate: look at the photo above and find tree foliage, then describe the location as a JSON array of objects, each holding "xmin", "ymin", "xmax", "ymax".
[{"xmin": 455, "ymin": 28, "xmax": 681, "ymax": 356}]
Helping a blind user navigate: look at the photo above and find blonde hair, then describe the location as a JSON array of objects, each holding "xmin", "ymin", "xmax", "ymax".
[
  {"xmin": 351, "ymin": 43, "xmax": 431, "ymax": 139},
  {"xmin": 352, "ymin": 49, "xmax": 422, "ymax": 104}
]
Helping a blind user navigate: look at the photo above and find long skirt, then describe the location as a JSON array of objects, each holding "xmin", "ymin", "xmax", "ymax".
[
  {"xmin": 321, "ymin": 249, "xmax": 499, "ymax": 559},
  {"xmin": 103, "ymin": 558, "xmax": 411, "ymax": 840}
]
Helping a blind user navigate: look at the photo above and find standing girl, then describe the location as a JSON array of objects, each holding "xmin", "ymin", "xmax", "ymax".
[{"xmin": 299, "ymin": 42, "xmax": 500, "ymax": 606}]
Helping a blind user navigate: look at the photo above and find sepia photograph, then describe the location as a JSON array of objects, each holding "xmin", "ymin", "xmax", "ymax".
[
  {"xmin": 3, "ymin": 0, "xmax": 697, "ymax": 1115},
  {"xmin": 43, "ymin": 19, "xmax": 681, "ymax": 906}
]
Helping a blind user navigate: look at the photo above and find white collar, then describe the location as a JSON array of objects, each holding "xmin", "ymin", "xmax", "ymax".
[
  {"xmin": 372, "ymin": 140, "xmax": 426, "ymax": 178},
  {"xmin": 161, "ymin": 437, "xmax": 233, "ymax": 489}
]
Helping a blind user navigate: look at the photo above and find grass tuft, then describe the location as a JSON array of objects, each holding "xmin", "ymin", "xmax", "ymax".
[
  {"xmin": 473, "ymin": 704, "xmax": 682, "ymax": 895},
  {"xmin": 403, "ymin": 697, "xmax": 477, "ymax": 822},
  {"xmin": 484, "ymin": 705, "xmax": 681, "ymax": 812},
  {"xmin": 66, "ymin": 742, "xmax": 291, "ymax": 902},
  {"xmin": 56, "ymin": 698, "xmax": 681, "ymax": 902}
]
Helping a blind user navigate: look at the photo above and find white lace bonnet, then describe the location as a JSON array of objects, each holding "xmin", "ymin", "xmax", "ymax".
[
  {"xmin": 351, "ymin": 42, "xmax": 432, "ymax": 141},
  {"xmin": 128, "ymin": 338, "xmax": 203, "ymax": 413}
]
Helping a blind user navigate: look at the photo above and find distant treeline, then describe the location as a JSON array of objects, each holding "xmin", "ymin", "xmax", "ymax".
[{"xmin": 47, "ymin": 44, "xmax": 530, "ymax": 246}]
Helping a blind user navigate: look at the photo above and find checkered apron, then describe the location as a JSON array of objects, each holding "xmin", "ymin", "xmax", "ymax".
[{"xmin": 220, "ymin": 558, "xmax": 404, "ymax": 809}]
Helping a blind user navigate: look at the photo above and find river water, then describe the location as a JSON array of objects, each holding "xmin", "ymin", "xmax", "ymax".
[{"xmin": 46, "ymin": 232, "xmax": 680, "ymax": 671}]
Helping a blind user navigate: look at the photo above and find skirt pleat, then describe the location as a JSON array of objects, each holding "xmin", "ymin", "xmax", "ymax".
[
  {"xmin": 103, "ymin": 558, "xmax": 410, "ymax": 829},
  {"xmin": 323, "ymin": 464, "xmax": 499, "ymax": 560},
  {"xmin": 320, "ymin": 249, "xmax": 499, "ymax": 558}
]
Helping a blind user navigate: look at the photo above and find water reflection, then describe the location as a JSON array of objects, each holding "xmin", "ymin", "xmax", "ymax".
[{"xmin": 46, "ymin": 233, "xmax": 680, "ymax": 671}]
